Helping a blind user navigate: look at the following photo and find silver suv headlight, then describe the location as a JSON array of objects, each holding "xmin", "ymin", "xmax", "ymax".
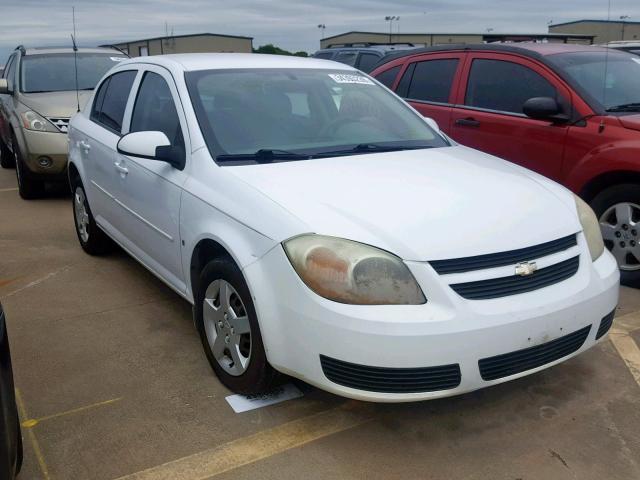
[
  {"xmin": 283, "ymin": 235, "xmax": 426, "ymax": 305},
  {"xmin": 20, "ymin": 110, "xmax": 57, "ymax": 132},
  {"xmin": 574, "ymin": 195, "xmax": 605, "ymax": 261}
]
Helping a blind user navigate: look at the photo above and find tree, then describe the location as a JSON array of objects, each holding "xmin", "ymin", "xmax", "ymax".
[{"xmin": 253, "ymin": 44, "xmax": 308, "ymax": 57}]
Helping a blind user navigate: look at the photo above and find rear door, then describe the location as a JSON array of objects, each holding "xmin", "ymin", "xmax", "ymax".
[
  {"xmin": 393, "ymin": 52, "xmax": 465, "ymax": 132},
  {"xmin": 449, "ymin": 53, "xmax": 572, "ymax": 180},
  {"xmin": 81, "ymin": 69, "xmax": 139, "ymax": 234}
]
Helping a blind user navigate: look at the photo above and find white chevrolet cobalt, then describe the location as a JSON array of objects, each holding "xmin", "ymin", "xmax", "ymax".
[{"xmin": 68, "ymin": 54, "xmax": 619, "ymax": 402}]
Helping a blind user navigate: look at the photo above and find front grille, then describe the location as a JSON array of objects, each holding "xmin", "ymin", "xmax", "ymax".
[
  {"xmin": 450, "ymin": 256, "xmax": 579, "ymax": 300},
  {"xmin": 479, "ymin": 325, "xmax": 591, "ymax": 381},
  {"xmin": 47, "ymin": 117, "xmax": 70, "ymax": 133},
  {"xmin": 430, "ymin": 234, "xmax": 577, "ymax": 274},
  {"xmin": 596, "ymin": 310, "xmax": 616, "ymax": 340},
  {"xmin": 320, "ymin": 355, "xmax": 461, "ymax": 393}
]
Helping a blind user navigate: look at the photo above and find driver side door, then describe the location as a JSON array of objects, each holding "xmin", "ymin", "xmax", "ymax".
[
  {"xmin": 449, "ymin": 53, "xmax": 572, "ymax": 180},
  {"xmin": 114, "ymin": 66, "xmax": 190, "ymax": 294}
]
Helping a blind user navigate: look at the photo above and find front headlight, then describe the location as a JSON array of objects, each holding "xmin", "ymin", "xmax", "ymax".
[
  {"xmin": 20, "ymin": 110, "xmax": 55, "ymax": 132},
  {"xmin": 283, "ymin": 235, "xmax": 426, "ymax": 305},
  {"xmin": 574, "ymin": 195, "xmax": 604, "ymax": 261}
]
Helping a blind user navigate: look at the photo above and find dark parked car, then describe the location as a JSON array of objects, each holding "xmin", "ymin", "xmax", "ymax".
[
  {"xmin": 312, "ymin": 43, "xmax": 418, "ymax": 72},
  {"xmin": 0, "ymin": 304, "xmax": 22, "ymax": 479},
  {"xmin": 371, "ymin": 43, "xmax": 640, "ymax": 286}
]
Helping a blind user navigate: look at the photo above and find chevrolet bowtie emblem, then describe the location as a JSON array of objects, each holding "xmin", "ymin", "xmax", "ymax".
[{"xmin": 515, "ymin": 261, "xmax": 538, "ymax": 276}]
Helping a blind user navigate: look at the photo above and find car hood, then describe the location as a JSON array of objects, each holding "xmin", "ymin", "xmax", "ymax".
[
  {"xmin": 228, "ymin": 146, "xmax": 581, "ymax": 261},
  {"xmin": 617, "ymin": 114, "xmax": 640, "ymax": 132},
  {"xmin": 19, "ymin": 91, "xmax": 92, "ymax": 118}
]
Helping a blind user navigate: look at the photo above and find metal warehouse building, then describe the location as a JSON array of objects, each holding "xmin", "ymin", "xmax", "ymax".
[
  {"xmin": 102, "ymin": 33, "xmax": 253, "ymax": 57},
  {"xmin": 320, "ymin": 31, "xmax": 595, "ymax": 49},
  {"xmin": 549, "ymin": 19, "xmax": 640, "ymax": 43}
]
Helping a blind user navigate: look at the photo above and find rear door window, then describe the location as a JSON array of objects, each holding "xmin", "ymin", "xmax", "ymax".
[
  {"xmin": 374, "ymin": 65, "xmax": 401, "ymax": 89},
  {"xmin": 91, "ymin": 70, "xmax": 137, "ymax": 134},
  {"xmin": 335, "ymin": 52, "xmax": 357, "ymax": 66},
  {"xmin": 357, "ymin": 52, "xmax": 381, "ymax": 72},
  {"xmin": 464, "ymin": 59, "xmax": 556, "ymax": 114},
  {"xmin": 405, "ymin": 59, "xmax": 459, "ymax": 104}
]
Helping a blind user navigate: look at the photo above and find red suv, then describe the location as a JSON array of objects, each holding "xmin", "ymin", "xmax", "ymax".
[{"xmin": 371, "ymin": 43, "xmax": 640, "ymax": 286}]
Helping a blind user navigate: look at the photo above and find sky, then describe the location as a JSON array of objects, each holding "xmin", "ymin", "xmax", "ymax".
[{"xmin": 1, "ymin": 0, "xmax": 639, "ymax": 62}]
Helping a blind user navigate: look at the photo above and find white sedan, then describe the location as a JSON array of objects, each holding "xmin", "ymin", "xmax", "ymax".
[{"xmin": 67, "ymin": 54, "xmax": 619, "ymax": 402}]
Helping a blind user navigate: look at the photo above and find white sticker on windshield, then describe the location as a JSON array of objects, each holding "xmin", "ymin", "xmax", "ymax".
[
  {"xmin": 111, "ymin": 57, "xmax": 125, "ymax": 62},
  {"xmin": 328, "ymin": 73, "xmax": 375, "ymax": 85},
  {"xmin": 632, "ymin": 57, "xmax": 640, "ymax": 65}
]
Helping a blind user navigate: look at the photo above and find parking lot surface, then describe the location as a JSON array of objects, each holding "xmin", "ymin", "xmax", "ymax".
[{"xmin": 1, "ymin": 167, "xmax": 639, "ymax": 480}]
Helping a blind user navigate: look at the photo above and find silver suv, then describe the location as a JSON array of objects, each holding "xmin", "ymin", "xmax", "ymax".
[{"xmin": 0, "ymin": 46, "xmax": 127, "ymax": 198}]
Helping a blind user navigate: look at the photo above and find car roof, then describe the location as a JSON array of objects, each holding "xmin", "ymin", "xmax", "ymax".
[
  {"xmin": 376, "ymin": 42, "xmax": 613, "ymax": 67},
  {"xmin": 21, "ymin": 46, "xmax": 125, "ymax": 56},
  {"xmin": 119, "ymin": 53, "xmax": 359, "ymax": 72}
]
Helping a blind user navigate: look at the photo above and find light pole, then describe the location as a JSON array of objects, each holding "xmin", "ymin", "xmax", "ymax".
[
  {"xmin": 317, "ymin": 24, "xmax": 326, "ymax": 40},
  {"xmin": 620, "ymin": 15, "xmax": 630, "ymax": 40},
  {"xmin": 385, "ymin": 16, "xmax": 399, "ymax": 43}
]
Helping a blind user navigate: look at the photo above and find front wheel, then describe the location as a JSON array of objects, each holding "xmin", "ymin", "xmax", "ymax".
[
  {"xmin": 13, "ymin": 139, "xmax": 44, "ymax": 200},
  {"xmin": 194, "ymin": 258, "xmax": 280, "ymax": 394},
  {"xmin": 592, "ymin": 184, "xmax": 640, "ymax": 288}
]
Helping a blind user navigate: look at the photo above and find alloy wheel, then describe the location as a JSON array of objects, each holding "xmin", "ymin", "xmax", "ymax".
[
  {"xmin": 74, "ymin": 187, "xmax": 90, "ymax": 243},
  {"xmin": 599, "ymin": 202, "xmax": 640, "ymax": 271},
  {"xmin": 202, "ymin": 279, "xmax": 252, "ymax": 376}
]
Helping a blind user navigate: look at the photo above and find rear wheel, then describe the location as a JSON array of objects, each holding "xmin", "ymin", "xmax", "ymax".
[
  {"xmin": 13, "ymin": 137, "xmax": 44, "ymax": 200},
  {"xmin": 71, "ymin": 177, "xmax": 113, "ymax": 255},
  {"xmin": 592, "ymin": 184, "xmax": 640, "ymax": 288},
  {"xmin": 194, "ymin": 258, "xmax": 280, "ymax": 394}
]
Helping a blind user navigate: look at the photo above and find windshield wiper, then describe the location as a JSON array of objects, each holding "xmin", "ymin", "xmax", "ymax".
[
  {"xmin": 315, "ymin": 143, "xmax": 435, "ymax": 157},
  {"xmin": 216, "ymin": 149, "xmax": 311, "ymax": 164},
  {"xmin": 606, "ymin": 103, "xmax": 640, "ymax": 112}
]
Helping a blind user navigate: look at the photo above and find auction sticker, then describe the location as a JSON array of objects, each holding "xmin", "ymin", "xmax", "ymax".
[
  {"xmin": 225, "ymin": 383, "xmax": 303, "ymax": 413},
  {"xmin": 328, "ymin": 73, "xmax": 375, "ymax": 85}
]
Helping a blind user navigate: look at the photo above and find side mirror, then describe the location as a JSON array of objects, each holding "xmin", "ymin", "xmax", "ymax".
[
  {"xmin": 117, "ymin": 131, "xmax": 184, "ymax": 169},
  {"xmin": 0, "ymin": 79, "xmax": 8, "ymax": 95},
  {"xmin": 523, "ymin": 97, "xmax": 568, "ymax": 122},
  {"xmin": 423, "ymin": 117, "xmax": 440, "ymax": 132}
]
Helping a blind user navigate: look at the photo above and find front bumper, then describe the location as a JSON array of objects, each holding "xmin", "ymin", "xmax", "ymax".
[
  {"xmin": 19, "ymin": 128, "xmax": 68, "ymax": 175},
  {"xmin": 243, "ymin": 236, "xmax": 619, "ymax": 402}
]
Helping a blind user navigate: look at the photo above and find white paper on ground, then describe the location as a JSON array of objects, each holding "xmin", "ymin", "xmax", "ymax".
[{"xmin": 225, "ymin": 383, "xmax": 304, "ymax": 413}]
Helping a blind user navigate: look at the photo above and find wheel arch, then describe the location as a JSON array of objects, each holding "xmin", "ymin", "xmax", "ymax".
[
  {"xmin": 579, "ymin": 170, "xmax": 640, "ymax": 203},
  {"xmin": 189, "ymin": 238, "xmax": 237, "ymax": 300}
]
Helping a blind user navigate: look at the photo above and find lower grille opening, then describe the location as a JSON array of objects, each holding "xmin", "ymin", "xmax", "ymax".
[
  {"xmin": 478, "ymin": 325, "xmax": 591, "ymax": 381},
  {"xmin": 596, "ymin": 310, "xmax": 616, "ymax": 340},
  {"xmin": 320, "ymin": 355, "xmax": 461, "ymax": 393}
]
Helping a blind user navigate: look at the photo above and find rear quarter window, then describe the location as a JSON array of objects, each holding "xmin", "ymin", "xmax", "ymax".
[{"xmin": 373, "ymin": 65, "xmax": 401, "ymax": 89}]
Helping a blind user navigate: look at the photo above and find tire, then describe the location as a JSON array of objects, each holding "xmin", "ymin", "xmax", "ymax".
[
  {"xmin": 15, "ymin": 414, "xmax": 22, "ymax": 475},
  {"xmin": 0, "ymin": 138, "xmax": 14, "ymax": 169},
  {"xmin": 70, "ymin": 177, "xmax": 113, "ymax": 255},
  {"xmin": 194, "ymin": 258, "xmax": 280, "ymax": 394},
  {"xmin": 13, "ymin": 136, "xmax": 44, "ymax": 200},
  {"xmin": 591, "ymin": 184, "xmax": 640, "ymax": 288}
]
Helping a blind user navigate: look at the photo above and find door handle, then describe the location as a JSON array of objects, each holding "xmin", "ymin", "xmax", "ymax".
[
  {"xmin": 454, "ymin": 117, "xmax": 481, "ymax": 127},
  {"xmin": 78, "ymin": 140, "xmax": 91, "ymax": 152},
  {"xmin": 114, "ymin": 162, "xmax": 129, "ymax": 175}
]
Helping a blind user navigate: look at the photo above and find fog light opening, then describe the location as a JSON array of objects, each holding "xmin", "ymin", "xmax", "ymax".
[{"xmin": 37, "ymin": 156, "xmax": 53, "ymax": 168}]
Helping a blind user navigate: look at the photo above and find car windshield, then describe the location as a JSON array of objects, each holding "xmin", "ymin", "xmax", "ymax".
[
  {"xmin": 21, "ymin": 53, "xmax": 127, "ymax": 93},
  {"xmin": 551, "ymin": 51, "xmax": 640, "ymax": 112},
  {"xmin": 185, "ymin": 68, "xmax": 449, "ymax": 163}
]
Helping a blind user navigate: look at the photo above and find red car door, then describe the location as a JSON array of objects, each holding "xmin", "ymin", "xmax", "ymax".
[
  {"xmin": 390, "ymin": 52, "xmax": 465, "ymax": 132},
  {"xmin": 449, "ymin": 52, "xmax": 573, "ymax": 180}
]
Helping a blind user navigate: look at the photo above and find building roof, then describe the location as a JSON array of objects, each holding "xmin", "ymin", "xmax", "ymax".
[
  {"xmin": 104, "ymin": 32, "xmax": 253, "ymax": 46},
  {"xmin": 550, "ymin": 19, "xmax": 640, "ymax": 27}
]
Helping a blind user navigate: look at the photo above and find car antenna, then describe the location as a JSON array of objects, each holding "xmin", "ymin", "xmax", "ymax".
[
  {"xmin": 71, "ymin": 6, "xmax": 80, "ymax": 113},
  {"xmin": 601, "ymin": 0, "xmax": 612, "ymax": 113}
]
